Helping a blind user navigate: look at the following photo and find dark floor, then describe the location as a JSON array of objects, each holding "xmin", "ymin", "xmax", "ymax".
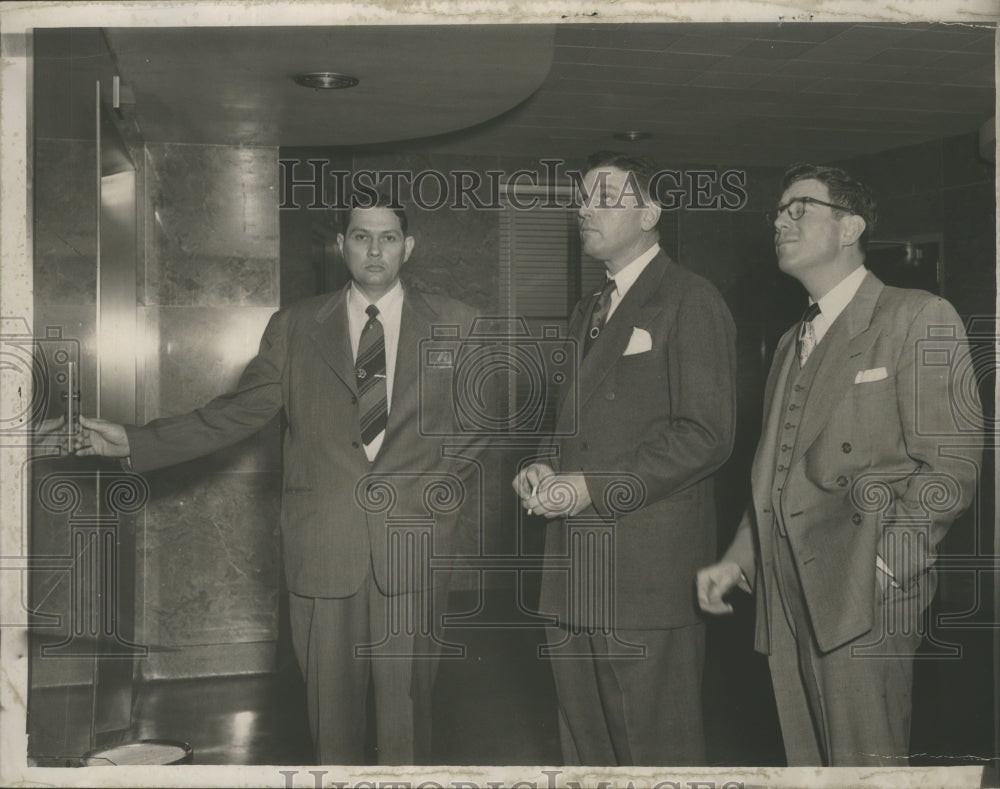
[{"xmin": 27, "ymin": 587, "xmax": 997, "ymax": 768}]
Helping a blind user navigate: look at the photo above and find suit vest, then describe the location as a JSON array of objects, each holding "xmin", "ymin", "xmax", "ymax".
[{"xmin": 769, "ymin": 320, "xmax": 842, "ymax": 536}]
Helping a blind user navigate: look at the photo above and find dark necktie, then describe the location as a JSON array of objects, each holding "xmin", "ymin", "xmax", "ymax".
[
  {"xmin": 356, "ymin": 304, "xmax": 388, "ymax": 447},
  {"xmin": 796, "ymin": 302, "xmax": 821, "ymax": 367},
  {"xmin": 584, "ymin": 277, "xmax": 617, "ymax": 356}
]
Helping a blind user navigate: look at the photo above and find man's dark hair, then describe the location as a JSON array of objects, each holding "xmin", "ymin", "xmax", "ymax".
[
  {"xmin": 586, "ymin": 150, "xmax": 662, "ymax": 205},
  {"xmin": 342, "ymin": 191, "xmax": 409, "ymax": 235},
  {"xmin": 780, "ymin": 163, "xmax": 878, "ymax": 250}
]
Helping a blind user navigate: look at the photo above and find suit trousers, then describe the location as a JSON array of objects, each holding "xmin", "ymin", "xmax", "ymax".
[
  {"xmin": 288, "ymin": 565, "xmax": 446, "ymax": 765},
  {"xmin": 768, "ymin": 526, "xmax": 922, "ymax": 766},
  {"xmin": 546, "ymin": 624, "xmax": 706, "ymax": 766}
]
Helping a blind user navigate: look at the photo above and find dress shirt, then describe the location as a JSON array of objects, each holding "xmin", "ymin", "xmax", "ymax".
[
  {"xmin": 348, "ymin": 281, "xmax": 404, "ymax": 460},
  {"xmin": 605, "ymin": 243, "xmax": 660, "ymax": 322},
  {"xmin": 810, "ymin": 265, "xmax": 868, "ymax": 346}
]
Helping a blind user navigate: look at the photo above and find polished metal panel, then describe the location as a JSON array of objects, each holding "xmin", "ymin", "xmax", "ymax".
[{"xmin": 91, "ymin": 95, "xmax": 141, "ymax": 752}]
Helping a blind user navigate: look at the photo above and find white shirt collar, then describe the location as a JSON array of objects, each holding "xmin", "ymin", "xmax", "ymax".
[
  {"xmin": 608, "ymin": 243, "xmax": 660, "ymax": 299},
  {"xmin": 810, "ymin": 265, "xmax": 868, "ymax": 345},
  {"xmin": 348, "ymin": 279, "xmax": 404, "ymax": 322}
]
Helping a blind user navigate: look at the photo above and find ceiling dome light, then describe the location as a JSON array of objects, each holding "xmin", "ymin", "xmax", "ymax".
[{"xmin": 292, "ymin": 72, "xmax": 360, "ymax": 90}]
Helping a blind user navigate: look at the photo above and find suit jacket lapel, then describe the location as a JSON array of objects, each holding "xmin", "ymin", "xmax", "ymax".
[
  {"xmin": 791, "ymin": 271, "xmax": 884, "ymax": 465},
  {"xmin": 308, "ymin": 287, "xmax": 357, "ymax": 393},
  {"xmin": 574, "ymin": 252, "xmax": 668, "ymax": 411},
  {"xmin": 387, "ymin": 287, "xmax": 436, "ymax": 441},
  {"xmin": 554, "ymin": 299, "xmax": 589, "ymax": 435}
]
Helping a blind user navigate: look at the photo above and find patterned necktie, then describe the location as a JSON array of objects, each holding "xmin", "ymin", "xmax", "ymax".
[
  {"xmin": 584, "ymin": 277, "xmax": 617, "ymax": 356},
  {"xmin": 356, "ymin": 305, "xmax": 388, "ymax": 447},
  {"xmin": 796, "ymin": 302, "xmax": 821, "ymax": 367}
]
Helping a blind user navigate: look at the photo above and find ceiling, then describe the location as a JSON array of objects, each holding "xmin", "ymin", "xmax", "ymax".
[
  {"xmin": 102, "ymin": 26, "xmax": 556, "ymax": 149},
  {"xmin": 93, "ymin": 22, "xmax": 997, "ymax": 164}
]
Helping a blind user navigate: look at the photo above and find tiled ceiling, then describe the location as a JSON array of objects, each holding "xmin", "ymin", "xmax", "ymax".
[
  {"xmin": 104, "ymin": 21, "xmax": 996, "ymax": 165},
  {"xmin": 433, "ymin": 22, "xmax": 997, "ymax": 164}
]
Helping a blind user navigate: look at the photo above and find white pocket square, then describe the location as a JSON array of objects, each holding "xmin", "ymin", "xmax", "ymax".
[
  {"xmin": 623, "ymin": 327, "xmax": 652, "ymax": 356},
  {"xmin": 855, "ymin": 366, "xmax": 888, "ymax": 384}
]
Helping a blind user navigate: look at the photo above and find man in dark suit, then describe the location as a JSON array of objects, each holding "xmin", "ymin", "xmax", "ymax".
[
  {"xmin": 513, "ymin": 151, "xmax": 737, "ymax": 765},
  {"xmin": 77, "ymin": 195, "xmax": 481, "ymax": 765},
  {"xmin": 697, "ymin": 164, "xmax": 983, "ymax": 766}
]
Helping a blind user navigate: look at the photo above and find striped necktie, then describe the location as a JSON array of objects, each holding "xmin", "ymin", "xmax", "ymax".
[
  {"xmin": 356, "ymin": 304, "xmax": 388, "ymax": 447},
  {"xmin": 584, "ymin": 277, "xmax": 617, "ymax": 356},
  {"xmin": 796, "ymin": 302, "xmax": 821, "ymax": 367}
]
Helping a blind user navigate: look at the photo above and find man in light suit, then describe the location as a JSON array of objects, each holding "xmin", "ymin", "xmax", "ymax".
[
  {"xmin": 77, "ymin": 195, "xmax": 481, "ymax": 765},
  {"xmin": 697, "ymin": 163, "xmax": 983, "ymax": 766},
  {"xmin": 513, "ymin": 151, "xmax": 737, "ymax": 765}
]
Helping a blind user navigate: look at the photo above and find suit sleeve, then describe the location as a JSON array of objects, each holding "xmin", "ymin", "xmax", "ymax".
[
  {"xmin": 125, "ymin": 308, "xmax": 287, "ymax": 472},
  {"xmin": 880, "ymin": 297, "xmax": 983, "ymax": 589},
  {"xmin": 587, "ymin": 280, "xmax": 737, "ymax": 514}
]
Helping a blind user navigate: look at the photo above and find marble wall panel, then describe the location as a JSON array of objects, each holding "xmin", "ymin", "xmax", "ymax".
[
  {"xmin": 136, "ymin": 305, "xmax": 281, "ymax": 474},
  {"xmin": 140, "ymin": 468, "xmax": 281, "ymax": 667},
  {"xmin": 33, "ymin": 139, "xmax": 97, "ymax": 306},
  {"xmin": 137, "ymin": 143, "xmax": 282, "ymax": 678},
  {"xmin": 144, "ymin": 144, "xmax": 279, "ymax": 307}
]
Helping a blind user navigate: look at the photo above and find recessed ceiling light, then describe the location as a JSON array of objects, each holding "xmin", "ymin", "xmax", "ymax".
[
  {"xmin": 613, "ymin": 130, "xmax": 651, "ymax": 142},
  {"xmin": 292, "ymin": 72, "xmax": 360, "ymax": 90}
]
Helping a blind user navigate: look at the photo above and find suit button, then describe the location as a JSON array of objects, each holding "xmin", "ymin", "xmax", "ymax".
[
  {"xmin": 605, "ymin": 391, "xmax": 615, "ymax": 401},
  {"xmin": 837, "ymin": 475, "xmax": 849, "ymax": 487},
  {"xmin": 794, "ymin": 384, "xmax": 804, "ymax": 392},
  {"xmin": 852, "ymin": 512, "xmax": 862, "ymax": 525},
  {"xmin": 352, "ymin": 441, "xmax": 360, "ymax": 449},
  {"xmin": 351, "ymin": 396, "xmax": 358, "ymax": 405},
  {"xmin": 785, "ymin": 422, "xmax": 794, "ymax": 430},
  {"xmin": 842, "ymin": 442, "xmax": 852, "ymax": 453},
  {"xmin": 582, "ymin": 441, "xmax": 590, "ymax": 450},
  {"xmin": 781, "ymin": 444, "xmax": 790, "ymax": 452},
  {"xmin": 777, "ymin": 464, "xmax": 786, "ymax": 471},
  {"xmin": 788, "ymin": 404, "xmax": 798, "ymax": 411}
]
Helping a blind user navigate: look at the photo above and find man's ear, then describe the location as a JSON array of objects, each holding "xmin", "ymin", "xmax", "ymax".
[
  {"xmin": 840, "ymin": 215, "xmax": 866, "ymax": 247},
  {"xmin": 337, "ymin": 233, "xmax": 345, "ymax": 255},
  {"xmin": 640, "ymin": 201, "xmax": 662, "ymax": 233},
  {"xmin": 403, "ymin": 235, "xmax": 415, "ymax": 262}
]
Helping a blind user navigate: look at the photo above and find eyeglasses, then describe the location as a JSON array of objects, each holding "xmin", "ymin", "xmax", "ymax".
[{"xmin": 765, "ymin": 196, "xmax": 852, "ymax": 226}]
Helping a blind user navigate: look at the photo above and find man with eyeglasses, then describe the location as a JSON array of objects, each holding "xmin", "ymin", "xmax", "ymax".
[{"xmin": 697, "ymin": 163, "xmax": 982, "ymax": 766}]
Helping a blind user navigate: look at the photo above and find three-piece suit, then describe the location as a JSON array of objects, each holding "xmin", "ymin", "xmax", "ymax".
[{"xmin": 724, "ymin": 270, "xmax": 982, "ymax": 765}]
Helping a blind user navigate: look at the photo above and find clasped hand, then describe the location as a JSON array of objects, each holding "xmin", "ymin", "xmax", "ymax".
[{"xmin": 511, "ymin": 463, "xmax": 591, "ymax": 518}]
